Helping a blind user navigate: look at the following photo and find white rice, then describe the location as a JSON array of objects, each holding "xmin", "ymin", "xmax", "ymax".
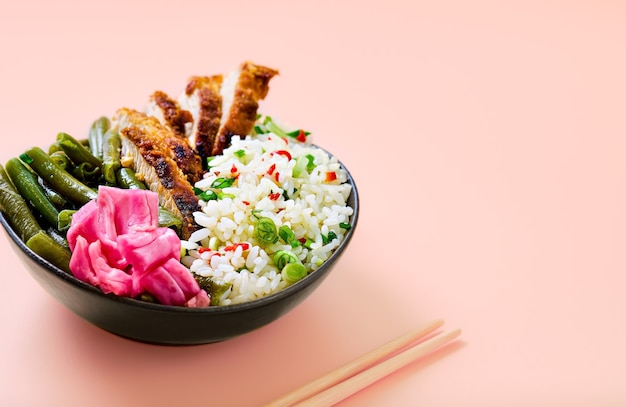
[{"xmin": 181, "ymin": 132, "xmax": 353, "ymax": 305}]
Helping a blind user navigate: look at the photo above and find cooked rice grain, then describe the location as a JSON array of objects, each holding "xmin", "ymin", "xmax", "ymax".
[{"xmin": 184, "ymin": 133, "xmax": 353, "ymax": 305}]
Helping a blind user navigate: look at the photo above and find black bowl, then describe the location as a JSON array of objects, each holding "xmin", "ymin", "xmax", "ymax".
[{"xmin": 0, "ymin": 163, "xmax": 359, "ymax": 345}]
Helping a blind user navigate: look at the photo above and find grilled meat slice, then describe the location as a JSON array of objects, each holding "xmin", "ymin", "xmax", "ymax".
[
  {"xmin": 212, "ymin": 62, "xmax": 279, "ymax": 156},
  {"xmin": 147, "ymin": 90, "xmax": 193, "ymax": 138},
  {"xmin": 114, "ymin": 108, "xmax": 201, "ymax": 240},
  {"xmin": 179, "ymin": 62, "xmax": 279, "ymax": 161},
  {"xmin": 146, "ymin": 91, "xmax": 204, "ymax": 184},
  {"xmin": 179, "ymin": 75, "xmax": 223, "ymax": 164}
]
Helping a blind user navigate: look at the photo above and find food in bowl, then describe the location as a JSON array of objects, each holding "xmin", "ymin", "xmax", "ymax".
[{"xmin": 0, "ymin": 61, "xmax": 355, "ymax": 309}]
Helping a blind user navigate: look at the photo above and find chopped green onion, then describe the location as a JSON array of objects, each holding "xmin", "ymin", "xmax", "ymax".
[
  {"xmin": 305, "ymin": 154, "xmax": 316, "ymax": 172},
  {"xmin": 253, "ymin": 124, "xmax": 266, "ymax": 135},
  {"xmin": 292, "ymin": 156, "xmax": 308, "ymax": 178},
  {"xmin": 339, "ymin": 222, "xmax": 352, "ymax": 230},
  {"xmin": 217, "ymin": 192, "xmax": 235, "ymax": 199},
  {"xmin": 281, "ymin": 262, "xmax": 307, "ymax": 284},
  {"xmin": 263, "ymin": 116, "xmax": 289, "ymax": 138},
  {"xmin": 199, "ymin": 190, "xmax": 218, "ymax": 201},
  {"xmin": 321, "ymin": 231, "xmax": 338, "ymax": 245},
  {"xmin": 255, "ymin": 216, "xmax": 279, "ymax": 245},
  {"xmin": 303, "ymin": 238, "xmax": 314, "ymax": 249},
  {"xmin": 206, "ymin": 156, "xmax": 216, "ymax": 168},
  {"xmin": 273, "ymin": 250, "xmax": 300, "ymax": 270},
  {"xmin": 285, "ymin": 129, "xmax": 311, "ymax": 138},
  {"xmin": 234, "ymin": 149, "xmax": 246, "ymax": 158},
  {"xmin": 210, "ymin": 177, "xmax": 236, "ymax": 189},
  {"xmin": 278, "ymin": 225, "xmax": 296, "ymax": 245}
]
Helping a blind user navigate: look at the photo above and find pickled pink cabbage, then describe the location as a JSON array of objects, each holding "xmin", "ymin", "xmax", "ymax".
[{"xmin": 67, "ymin": 186, "xmax": 210, "ymax": 307}]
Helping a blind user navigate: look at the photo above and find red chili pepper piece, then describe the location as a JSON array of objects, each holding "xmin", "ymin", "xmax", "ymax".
[
  {"xmin": 275, "ymin": 172, "xmax": 280, "ymax": 182},
  {"xmin": 242, "ymin": 201, "xmax": 250, "ymax": 205},
  {"xmin": 224, "ymin": 242, "xmax": 250, "ymax": 251},
  {"xmin": 269, "ymin": 192, "xmax": 281, "ymax": 200},
  {"xmin": 198, "ymin": 247, "xmax": 211, "ymax": 254},
  {"xmin": 231, "ymin": 164, "xmax": 238, "ymax": 173},
  {"xmin": 325, "ymin": 171, "xmax": 337, "ymax": 182},
  {"xmin": 267, "ymin": 163, "xmax": 276, "ymax": 175},
  {"xmin": 296, "ymin": 130, "xmax": 307, "ymax": 142},
  {"xmin": 273, "ymin": 150, "xmax": 292, "ymax": 160}
]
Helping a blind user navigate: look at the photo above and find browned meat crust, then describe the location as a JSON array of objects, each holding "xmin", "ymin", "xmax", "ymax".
[
  {"xmin": 115, "ymin": 108, "xmax": 201, "ymax": 240},
  {"xmin": 151, "ymin": 90, "xmax": 193, "ymax": 138},
  {"xmin": 185, "ymin": 75, "xmax": 223, "ymax": 163},
  {"xmin": 212, "ymin": 62, "xmax": 279, "ymax": 156},
  {"xmin": 149, "ymin": 91, "xmax": 204, "ymax": 184}
]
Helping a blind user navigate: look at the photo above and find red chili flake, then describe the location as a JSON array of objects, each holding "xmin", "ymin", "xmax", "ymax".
[
  {"xmin": 269, "ymin": 192, "xmax": 281, "ymax": 201},
  {"xmin": 224, "ymin": 242, "xmax": 250, "ymax": 252},
  {"xmin": 242, "ymin": 200, "xmax": 250, "ymax": 205},
  {"xmin": 281, "ymin": 137, "xmax": 288, "ymax": 144},
  {"xmin": 296, "ymin": 130, "xmax": 307, "ymax": 143},
  {"xmin": 272, "ymin": 150, "xmax": 292, "ymax": 160},
  {"xmin": 230, "ymin": 164, "xmax": 238, "ymax": 173},
  {"xmin": 325, "ymin": 171, "xmax": 337, "ymax": 182},
  {"xmin": 267, "ymin": 163, "xmax": 276, "ymax": 175},
  {"xmin": 274, "ymin": 171, "xmax": 280, "ymax": 182},
  {"xmin": 198, "ymin": 247, "xmax": 211, "ymax": 254},
  {"xmin": 298, "ymin": 238, "xmax": 307, "ymax": 244}
]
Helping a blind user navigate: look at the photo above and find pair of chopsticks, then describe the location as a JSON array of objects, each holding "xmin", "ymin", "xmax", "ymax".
[{"xmin": 265, "ymin": 320, "xmax": 461, "ymax": 406}]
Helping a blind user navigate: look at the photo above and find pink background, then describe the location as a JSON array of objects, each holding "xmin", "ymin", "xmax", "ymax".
[{"xmin": 2, "ymin": 1, "xmax": 626, "ymax": 406}]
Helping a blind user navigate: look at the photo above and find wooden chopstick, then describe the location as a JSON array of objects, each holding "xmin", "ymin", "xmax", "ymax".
[{"xmin": 266, "ymin": 320, "xmax": 460, "ymax": 407}]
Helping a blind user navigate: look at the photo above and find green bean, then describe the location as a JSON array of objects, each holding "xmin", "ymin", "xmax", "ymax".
[
  {"xmin": 20, "ymin": 147, "xmax": 98, "ymax": 205},
  {"xmin": 26, "ymin": 230, "xmax": 71, "ymax": 273},
  {"xmin": 71, "ymin": 162, "xmax": 101, "ymax": 184},
  {"xmin": 48, "ymin": 143, "xmax": 63, "ymax": 155},
  {"xmin": 58, "ymin": 209, "xmax": 77, "ymax": 232},
  {"xmin": 89, "ymin": 116, "xmax": 110, "ymax": 160},
  {"xmin": 115, "ymin": 167, "xmax": 146, "ymax": 190},
  {"xmin": 5, "ymin": 158, "xmax": 60, "ymax": 227},
  {"xmin": 102, "ymin": 129, "xmax": 121, "ymax": 184},
  {"xmin": 38, "ymin": 178, "xmax": 67, "ymax": 208},
  {"xmin": 193, "ymin": 275, "xmax": 232, "ymax": 306},
  {"xmin": 0, "ymin": 164, "xmax": 41, "ymax": 241},
  {"xmin": 56, "ymin": 132, "xmax": 102, "ymax": 169},
  {"xmin": 158, "ymin": 207, "xmax": 182, "ymax": 233},
  {"xmin": 49, "ymin": 151, "xmax": 73, "ymax": 170},
  {"xmin": 46, "ymin": 226, "xmax": 70, "ymax": 250}
]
